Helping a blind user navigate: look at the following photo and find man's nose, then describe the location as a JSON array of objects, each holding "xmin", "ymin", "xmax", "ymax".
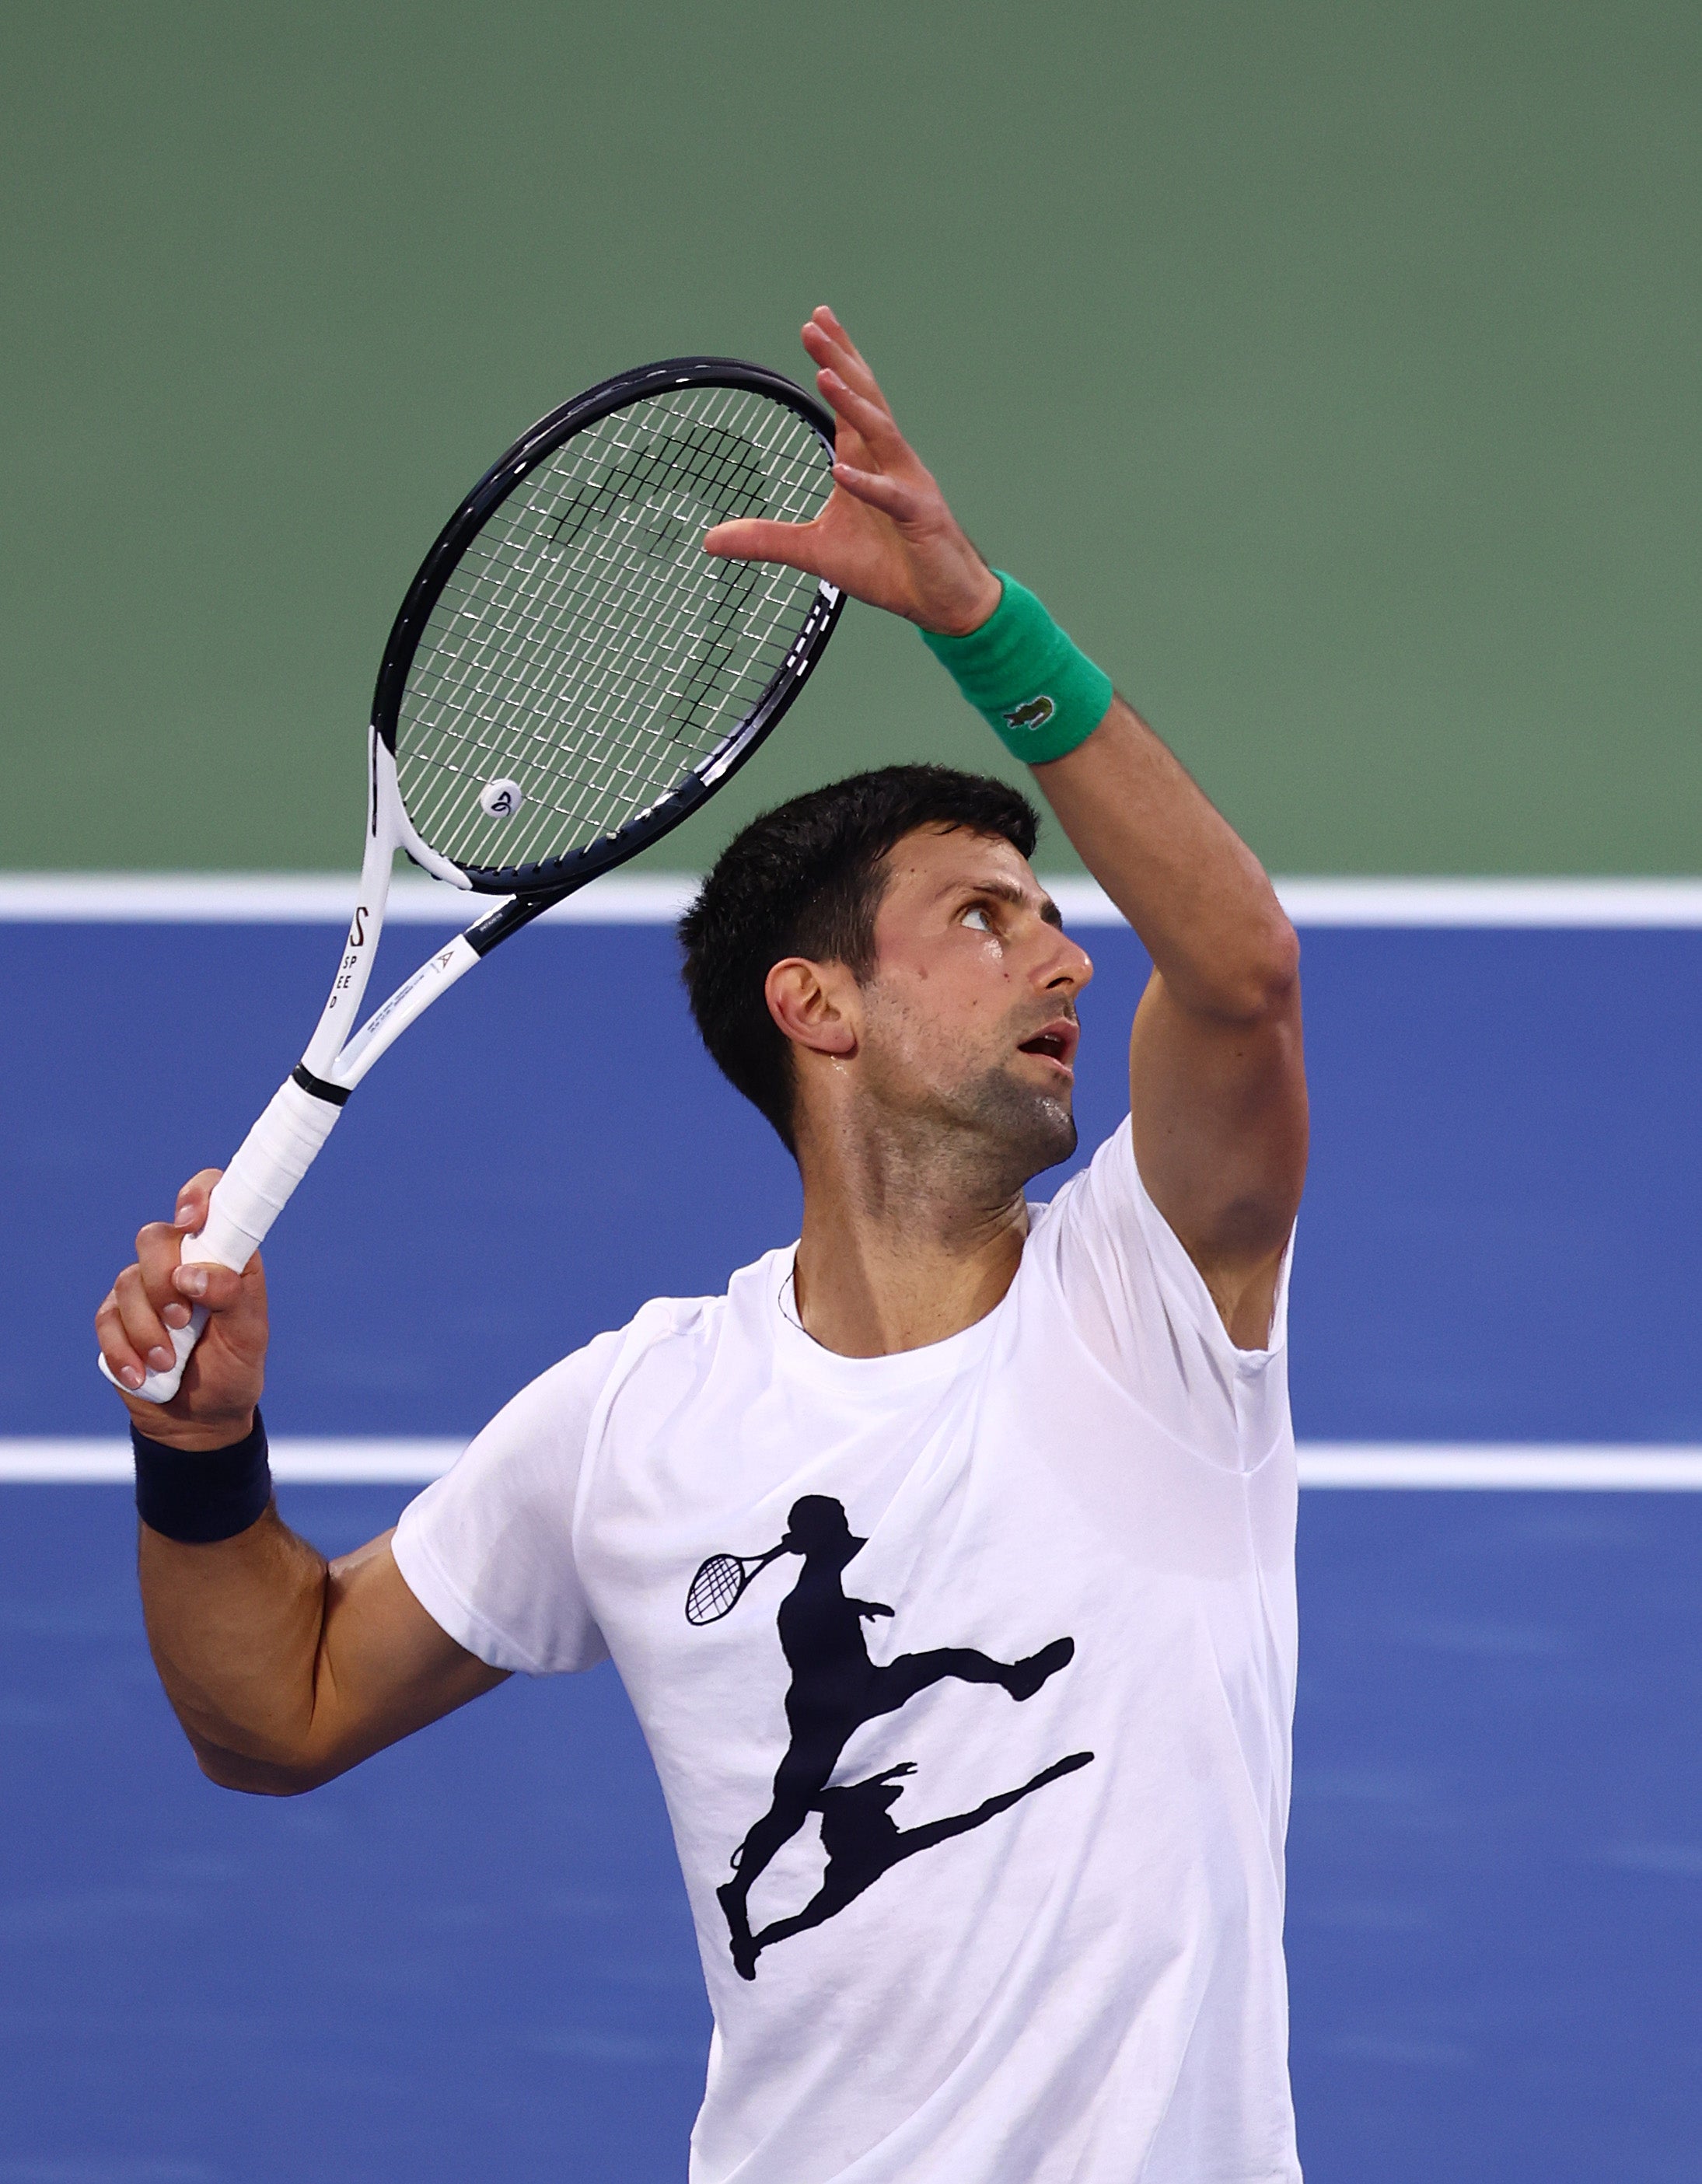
[{"xmin": 1042, "ymin": 928, "xmax": 1094, "ymax": 995}]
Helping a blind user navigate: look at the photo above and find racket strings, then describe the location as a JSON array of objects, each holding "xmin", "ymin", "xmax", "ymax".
[
  {"xmin": 686, "ymin": 1553, "xmax": 748, "ymax": 1626},
  {"xmin": 393, "ymin": 383, "xmax": 830, "ymax": 875},
  {"xmin": 541, "ymin": 421, "xmax": 770, "ymax": 561},
  {"xmin": 409, "ymin": 505, "xmax": 802, "ymax": 864}
]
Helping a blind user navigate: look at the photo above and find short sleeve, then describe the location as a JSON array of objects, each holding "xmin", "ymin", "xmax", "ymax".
[
  {"xmin": 1033, "ymin": 1119, "xmax": 1294, "ymax": 1473},
  {"xmin": 391, "ymin": 1330, "xmax": 626, "ymax": 1675}
]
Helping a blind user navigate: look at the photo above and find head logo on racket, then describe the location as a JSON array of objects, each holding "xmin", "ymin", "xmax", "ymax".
[{"xmin": 478, "ymin": 778, "xmax": 525, "ymax": 820}]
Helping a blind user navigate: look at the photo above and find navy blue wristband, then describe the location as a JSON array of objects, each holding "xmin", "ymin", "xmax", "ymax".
[{"xmin": 132, "ymin": 1409, "xmax": 273, "ymax": 1544}]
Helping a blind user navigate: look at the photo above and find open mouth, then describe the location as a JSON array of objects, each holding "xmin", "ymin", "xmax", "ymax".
[{"xmin": 1017, "ymin": 1020, "xmax": 1078, "ymax": 1072}]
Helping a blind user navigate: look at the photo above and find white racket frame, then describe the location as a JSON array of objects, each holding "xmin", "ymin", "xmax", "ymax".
[{"xmin": 101, "ymin": 732, "xmax": 488, "ymax": 1404}]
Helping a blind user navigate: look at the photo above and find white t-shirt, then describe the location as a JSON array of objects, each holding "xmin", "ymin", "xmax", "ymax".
[{"xmin": 393, "ymin": 1121, "xmax": 1300, "ymax": 2184}]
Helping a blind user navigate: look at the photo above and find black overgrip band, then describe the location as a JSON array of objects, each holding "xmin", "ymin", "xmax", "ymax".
[
  {"xmin": 133, "ymin": 1410, "xmax": 273, "ymax": 1544},
  {"xmin": 292, "ymin": 1062, "xmax": 349, "ymax": 1106}
]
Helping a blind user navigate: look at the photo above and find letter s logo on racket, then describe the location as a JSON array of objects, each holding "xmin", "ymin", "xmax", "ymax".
[{"xmin": 103, "ymin": 358, "xmax": 845, "ymax": 1404}]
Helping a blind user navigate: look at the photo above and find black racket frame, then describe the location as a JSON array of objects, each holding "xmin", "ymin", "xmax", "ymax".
[{"xmin": 369, "ymin": 357, "xmax": 844, "ymax": 956}]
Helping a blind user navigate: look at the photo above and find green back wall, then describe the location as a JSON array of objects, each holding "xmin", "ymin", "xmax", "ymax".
[{"xmin": 2, "ymin": 2, "xmax": 1696, "ymax": 875}]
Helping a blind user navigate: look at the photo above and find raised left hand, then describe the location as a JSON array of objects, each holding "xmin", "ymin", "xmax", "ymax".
[{"xmin": 704, "ymin": 306, "xmax": 1001, "ymax": 638}]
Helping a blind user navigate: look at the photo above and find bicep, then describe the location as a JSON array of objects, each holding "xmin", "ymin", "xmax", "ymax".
[
  {"xmin": 1127, "ymin": 966, "xmax": 1307, "ymax": 1346},
  {"xmin": 306, "ymin": 1531, "xmax": 509, "ymax": 1784}
]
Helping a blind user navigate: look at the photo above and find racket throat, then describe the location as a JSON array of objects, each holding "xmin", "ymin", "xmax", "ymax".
[
  {"xmin": 298, "ymin": 745, "xmax": 400, "ymax": 1082},
  {"xmin": 372, "ymin": 732, "xmax": 469, "ymax": 893},
  {"xmin": 330, "ymin": 932, "xmax": 481, "ymax": 1089}
]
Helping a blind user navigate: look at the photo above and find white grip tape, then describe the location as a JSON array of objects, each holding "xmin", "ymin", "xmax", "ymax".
[
  {"xmin": 98, "ymin": 1075, "xmax": 344, "ymax": 1407},
  {"xmin": 201, "ymin": 1075, "xmax": 344, "ymax": 1267}
]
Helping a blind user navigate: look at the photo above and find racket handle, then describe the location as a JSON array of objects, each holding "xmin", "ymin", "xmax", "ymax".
[{"xmin": 98, "ymin": 1075, "xmax": 344, "ymax": 1406}]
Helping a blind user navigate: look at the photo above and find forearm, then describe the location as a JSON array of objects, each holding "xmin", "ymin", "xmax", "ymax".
[
  {"xmin": 105, "ymin": 1179, "xmax": 504, "ymax": 1791},
  {"xmin": 139, "ymin": 1507, "xmax": 334, "ymax": 1794},
  {"xmin": 1036, "ymin": 689, "xmax": 1306, "ymax": 1309},
  {"xmin": 1033, "ymin": 697, "xmax": 1298, "ymax": 1022}
]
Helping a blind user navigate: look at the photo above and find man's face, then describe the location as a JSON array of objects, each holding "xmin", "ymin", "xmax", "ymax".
[{"xmin": 851, "ymin": 826, "xmax": 1094, "ymax": 1184}]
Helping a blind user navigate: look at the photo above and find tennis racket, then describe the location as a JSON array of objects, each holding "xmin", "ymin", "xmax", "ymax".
[
  {"xmin": 685, "ymin": 1544, "xmax": 788, "ymax": 1626},
  {"xmin": 103, "ymin": 357, "xmax": 844, "ymax": 1405}
]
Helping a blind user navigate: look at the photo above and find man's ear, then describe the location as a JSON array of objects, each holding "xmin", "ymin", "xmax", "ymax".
[{"xmin": 764, "ymin": 958, "xmax": 860, "ymax": 1058}]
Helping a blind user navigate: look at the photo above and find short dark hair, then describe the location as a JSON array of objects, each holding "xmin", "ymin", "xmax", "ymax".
[{"xmin": 679, "ymin": 764, "xmax": 1040, "ymax": 1152}]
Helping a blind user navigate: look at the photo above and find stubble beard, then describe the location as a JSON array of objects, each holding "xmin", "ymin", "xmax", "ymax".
[
  {"xmin": 853, "ymin": 987, "xmax": 1080, "ymax": 1204},
  {"xmin": 949, "ymin": 1062, "xmax": 1079, "ymax": 1192}
]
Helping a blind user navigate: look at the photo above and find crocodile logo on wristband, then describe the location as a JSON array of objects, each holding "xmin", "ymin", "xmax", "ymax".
[{"xmin": 1002, "ymin": 695, "xmax": 1057, "ymax": 733}]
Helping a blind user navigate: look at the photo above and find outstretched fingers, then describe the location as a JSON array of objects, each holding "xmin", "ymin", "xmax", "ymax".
[
  {"xmin": 713, "ymin": 304, "xmax": 989, "ymax": 625},
  {"xmin": 703, "ymin": 515, "xmax": 824, "ymax": 570},
  {"xmin": 815, "ymin": 368, "xmax": 911, "ymax": 472},
  {"xmin": 803, "ymin": 306, "xmax": 886, "ymax": 411},
  {"xmin": 831, "ymin": 463, "xmax": 922, "ymax": 522}
]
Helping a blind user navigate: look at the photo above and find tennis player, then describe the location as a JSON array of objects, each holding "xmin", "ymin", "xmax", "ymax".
[{"xmin": 99, "ymin": 307, "xmax": 1309, "ymax": 2182}]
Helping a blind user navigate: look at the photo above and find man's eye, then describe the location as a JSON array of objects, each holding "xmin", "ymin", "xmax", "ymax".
[{"xmin": 962, "ymin": 906, "xmax": 993, "ymax": 933}]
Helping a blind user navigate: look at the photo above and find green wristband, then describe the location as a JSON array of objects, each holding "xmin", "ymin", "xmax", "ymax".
[{"xmin": 919, "ymin": 573, "xmax": 1113, "ymax": 764}]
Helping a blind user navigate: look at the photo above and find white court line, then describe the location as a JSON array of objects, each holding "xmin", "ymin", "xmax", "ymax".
[
  {"xmin": 1297, "ymin": 1445, "xmax": 1702, "ymax": 1490},
  {"xmin": 1269, "ymin": 878, "xmax": 1702, "ymax": 928},
  {"xmin": 2, "ymin": 875, "xmax": 1702, "ymax": 928},
  {"xmin": 0, "ymin": 873, "xmax": 698, "ymax": 925},
  {"xmin": 0, "ymin": 1440, "xmax": 467, "ymax": 1483},
  {"xmin": 3, "ymin": 1441, "xmax": 1700, "ymax": 1488}
]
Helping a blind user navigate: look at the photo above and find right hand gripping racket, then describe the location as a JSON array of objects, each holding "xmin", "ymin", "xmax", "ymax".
[{"xmin": 104, "ymin": 358, "xmax": 844, "ymax": 1404}]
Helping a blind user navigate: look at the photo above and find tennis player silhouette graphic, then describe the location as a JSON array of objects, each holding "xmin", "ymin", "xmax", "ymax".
[{"xmin": 703, "ymin": 1494, "xmax": 1092, "ymax": 1979}]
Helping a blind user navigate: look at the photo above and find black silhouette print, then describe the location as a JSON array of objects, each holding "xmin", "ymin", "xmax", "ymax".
[
  {"xmin": 747, "ymin": 1752, "xmax": 1094, "ymax": 1961},
  {"xmin": 697, "ymin": 1494, "xmax": 1092, "ymax": 1980}
]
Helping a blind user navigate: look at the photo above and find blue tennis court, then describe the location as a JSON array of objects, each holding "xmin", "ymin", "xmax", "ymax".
[{"xmin": 2, "ymin": 908, "xmax": 1699, "ymax": 2180}]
